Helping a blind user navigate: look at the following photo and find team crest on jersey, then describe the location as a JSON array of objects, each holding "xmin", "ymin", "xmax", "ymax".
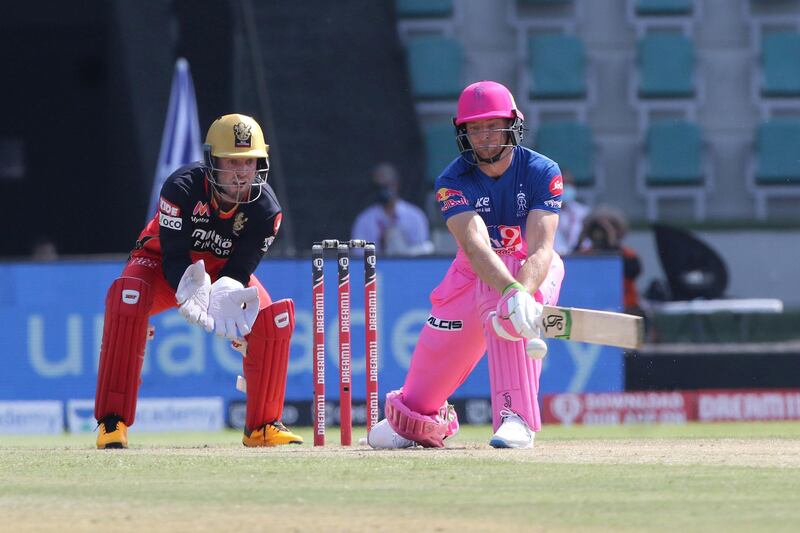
[
  {"xmin": 516, "ymin": 192, "xmax": 528, "ymax": 217},
  {"xmin": 233, "ymin": 212, "xmax": 248, "ymax": 234},
  {"xmin": 233, "ymin": 122, "xmax": 252, "ymax": 148}
]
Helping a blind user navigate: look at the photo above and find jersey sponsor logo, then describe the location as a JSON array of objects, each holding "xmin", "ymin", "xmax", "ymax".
[
  {"xmin": 549, "ymin": 174, "xmax": 563, "ymax": 196},
  {"xmin": 159, "ymin": 197, "xmax": 180, "ymax": 217},
  {"xmin": 159, "ymin": 212, "xmax": 183, "ymax": 230},
  {"xmin": 487, "ymin": 224, "xmax": 523, "ymax": 255},
  {"xmin": 234, "ymin": 122, "xmax": 252, "ymax": 148},
  {"xmin": 544, "ymin": 199, "xmax": 562, "ymax": 209},
  {"xmin": 193, "ymin": 202, "xmax": 210, "ymax": 216},
  {"xmin": 261, "ymin": 236, "xmax": 275, "ymax": 252},
  {"xmin": 273, "ymin": 213, "xmax": 282, "ymax": 234},
  {"xmin": 191, "ymin": 228, "xmax": 233, "ymax": 256},
  {"xmin": 436, "ymin": 187, "xmax": 468, "ymax": 212},
  {"xmin": 474, "ymin": 196, "xmax": 490, "ymax": 212},
  {"xmin": 426, "ymin": 315, "xmax": 463, "ymax": 331}
]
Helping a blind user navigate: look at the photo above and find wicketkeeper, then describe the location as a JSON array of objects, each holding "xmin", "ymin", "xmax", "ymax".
[
  {"xmin": 369, "ymin": 81, "xmax": 565, "ymax": 449},
  {"xmin": 94, "ymin": 113, "xmax": 302, "ymax": 449}
]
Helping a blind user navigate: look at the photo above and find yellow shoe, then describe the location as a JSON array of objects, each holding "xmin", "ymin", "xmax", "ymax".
[
  {"xmin": 96, "ymin": 416, "xmax": 128, "ymax": 449},
  {"xmin": 243, "ymin": 421, "xmax": 303, "ymax": 447}
]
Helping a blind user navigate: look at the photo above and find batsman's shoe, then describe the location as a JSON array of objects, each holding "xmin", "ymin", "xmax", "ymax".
[
  {"xmin": 96, "ymin": 416, "xmax": 128, "ymax": 449},
  {"xmin": 489, "ymin": 410, "xmax": 534, "ymax": 449},
  {"xmin": 367, "ymin": 419, "xmax": 416, "ymax": 449},
  {"xmin": 243, "ymin": 421, "xmax": 303, "ymax": 447}
]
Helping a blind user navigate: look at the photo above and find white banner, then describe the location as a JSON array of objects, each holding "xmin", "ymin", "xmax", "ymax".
[
  {"xmin": 67, "ymin": 397, "xmax": 224, "ymax": 433},
  {"xmin": 0, "ymin": 401, "xmax": 63, "ymax": 434}
]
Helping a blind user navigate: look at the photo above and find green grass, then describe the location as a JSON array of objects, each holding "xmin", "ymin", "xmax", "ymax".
[{"xmin": 2, "ymin": 423, "xmax": 800, "ymax": 532}]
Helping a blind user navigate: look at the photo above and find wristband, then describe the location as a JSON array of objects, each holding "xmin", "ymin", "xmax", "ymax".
[{"xmin": 502, "ymin": 282, "xmax": 525, "ymax": 296}]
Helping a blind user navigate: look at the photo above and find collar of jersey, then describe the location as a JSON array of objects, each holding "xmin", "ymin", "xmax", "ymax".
[
  {"xmin": 203, "ymin": 176, "xmax": 239, "ymax": 219},
  {"xmin": 210, "ymin": 194, "xmax": 239, "ymax": 219}
]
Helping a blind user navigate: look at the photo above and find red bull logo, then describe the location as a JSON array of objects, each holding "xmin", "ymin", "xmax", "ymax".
[
  {"xmin": 435, "ymin": 188, "xmax": 463, "ymax": 202},
  {"xmin": 436, "ymin": 187, "xmax": 468, "ymax": 212}
]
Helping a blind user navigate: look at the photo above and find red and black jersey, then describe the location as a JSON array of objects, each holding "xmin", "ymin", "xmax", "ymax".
[{"xmin": 134, "ymin": 163, "xmax": 282, "ymax": 289}]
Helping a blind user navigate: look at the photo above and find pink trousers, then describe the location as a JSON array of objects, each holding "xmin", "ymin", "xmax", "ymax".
[{"xmin": 401, "ymin": 253, "xmax": 564, "ymax": 432}]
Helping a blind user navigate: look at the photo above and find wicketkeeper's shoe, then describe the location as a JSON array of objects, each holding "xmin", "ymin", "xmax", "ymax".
[
  {"xmin": 243, "ymin": 421, "xmax": 304, "ymax": 447},
  {"xmin": 489, "ymin": 410, "xmax": 534, "ymax": 449},
  {"xmin": 96, "ymin": 415, "xmax": 128, "ymax": 449}
]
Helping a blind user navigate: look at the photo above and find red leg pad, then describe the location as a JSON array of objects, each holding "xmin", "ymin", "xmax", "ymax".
[
  {"xmin": 94, "ymin": 277, "xmax": 154, "ymax": 425},
  {"xmin": 244, "ymin": 298, "xmax": 295, "ymax": 430}
]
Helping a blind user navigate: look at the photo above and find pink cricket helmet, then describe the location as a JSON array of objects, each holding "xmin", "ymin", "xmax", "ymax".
[{"xmin": 454, "ymin": 81, "xmax": 524, "ymax": 126}]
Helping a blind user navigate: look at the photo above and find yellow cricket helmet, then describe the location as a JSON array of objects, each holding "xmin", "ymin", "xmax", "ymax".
[
  {"xmin": 203, "ymin": 114, "xmax": 270, "ymax": 204},
  {"xmin": 204, "ymin": 113, "xmax": 269, "ymax": 159}
]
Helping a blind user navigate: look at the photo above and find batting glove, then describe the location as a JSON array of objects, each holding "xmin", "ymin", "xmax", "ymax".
[
  {"xmin": 175, "ymin": 260, "xmax": 214, "ymax": 332},
  {"xmin": 490, "ymin": 282, "xmax": 543, "ymax": 341},
  {"xmin": 208, "ymin": 276, "xmax": 260, "ymax": 340}
]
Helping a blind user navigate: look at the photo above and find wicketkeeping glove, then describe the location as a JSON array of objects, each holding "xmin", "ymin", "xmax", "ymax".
[
  {"xmin": 489, "ymin": 282, "xmax": 543, "ymax": 341},
  {"xmin": 208, "ymin": 276, "xmax": 260, "ymax": 340},
  {"xmin": 175, "ymin": 260, "xmax": 214, "ymax": 332}
]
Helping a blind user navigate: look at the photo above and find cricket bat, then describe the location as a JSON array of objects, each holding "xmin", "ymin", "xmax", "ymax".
[{"xmin": 539, "ymin": 306, "xmax": 644, "ymax": 350}]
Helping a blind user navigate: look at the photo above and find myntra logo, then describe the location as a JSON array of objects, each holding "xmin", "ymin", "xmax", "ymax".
[{"xmin": 193, "ymin": 202, "xmax": 210, "ymax": 216}]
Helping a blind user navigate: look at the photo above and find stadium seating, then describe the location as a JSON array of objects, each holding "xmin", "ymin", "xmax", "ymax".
[
  {"xmin": 533, "ymin": 121, "xmax": 597, "ymax": 200},
  {"xmin": 422, "ymin": 121, "xmax": 458, "ymax": 184},
  {"xmin": 395, "ymin": 0, "xmax": 452, "ymax": 18},
  {"xmin": 520, "ymin": 33, "xmax": 591, "ymax": 124},
  {"xmin": 751, "ymin": 29, "xmax": 800, "ymax": 119},
  {"xmin": 761, "ymin": 31, "xmax": 800, "ymax": 97},
  {"xmin": 395, "ymin": 0, "xmax": 458, "ymax": 38},
  {"xmin": 635, "ymin": 0, "xmax": 692, "ymax": 15},
  {"xmin": 632, "ymin": 31, "xmax": 699, "ymax": 133},
  {"xmin": 527, "ymin": 34, "xmax": 586, "ymax": 100},
  {"xmin": 405, "ymin": 35, "xmax": 463, "ymax": 112},
  {"xmin": 749, "ymin": 118, "xmax": 800, "ymax": 219},
  {"xmin": 637, "ymin": 119, "xmax": 709, "ymax": 221},
  {"xmin": 627, "ymin": 0, "xmax": 698, "ymax": 36},
  {"xmin": 638, "ymin": 32, "xmax": 694, "ymax": 98}
]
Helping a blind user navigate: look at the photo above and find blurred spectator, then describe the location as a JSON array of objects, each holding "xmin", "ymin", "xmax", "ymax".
[
  {"xmin": 351, "ymin": 162, "xmax": 434, "ymax": 256},
  {"xmin": 553, "ymin": 169, "xmax": 590, "ymax": 255},
  {"xmin": 576, "ymin": 207, "xmax": 642, "ymax": 314},
  {"xmin": 30, "ymin": 236, "xmax": 58, "ymax": 261}
]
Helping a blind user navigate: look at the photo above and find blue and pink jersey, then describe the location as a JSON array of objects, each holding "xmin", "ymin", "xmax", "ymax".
[{"xmin": 435, "ymin": 146, "xmax": 563, "ymax": 263}]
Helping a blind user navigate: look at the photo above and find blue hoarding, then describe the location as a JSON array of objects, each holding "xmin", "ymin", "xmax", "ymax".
[{"xmin": 0, "ymin": 256, "xmax": 623, "ymax": 404}]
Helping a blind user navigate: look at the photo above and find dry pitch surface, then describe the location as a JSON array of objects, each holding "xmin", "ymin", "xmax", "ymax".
[{"xmin": 2, "ymin": 422, "xmax": 800, "ymax": 532}]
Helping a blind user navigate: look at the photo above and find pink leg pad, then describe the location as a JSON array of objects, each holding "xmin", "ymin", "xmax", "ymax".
[
  {"xmin": 485, "ymin": 333, "xmax": 542, "ymax": 432},
  {"xmin": 401, "ymin": 262, "xmax": 485, "ymax": 415},
  {"xmin": 477, "ymin": 253, "xmax": 564, "ymax": 432},
  {"xmin": 385, "ymin": 390, "xmax": 458, "ymax": 448}
]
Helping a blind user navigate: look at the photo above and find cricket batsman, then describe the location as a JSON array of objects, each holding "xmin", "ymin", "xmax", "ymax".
[
  {"xmin": 369, "ymin": 81, "xmax": 565, "ymax": 449},
  {"xmin": 94, "ymin": 113, "xmax": 302, "ymax": 449}
]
